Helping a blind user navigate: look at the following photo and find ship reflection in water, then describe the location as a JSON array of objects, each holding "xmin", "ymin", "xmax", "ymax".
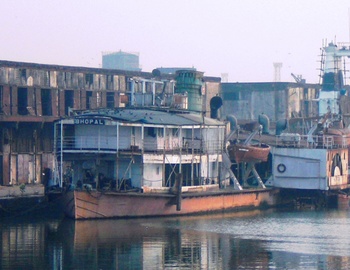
[{"xmin": 1, "ymin": 209, "xmax": 350, "ymax": 269}]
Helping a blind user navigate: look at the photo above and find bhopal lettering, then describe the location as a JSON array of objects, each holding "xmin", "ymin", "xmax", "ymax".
[{"xmin": 74, "ymin": 118, "xmax": 105, "ymax": 125}]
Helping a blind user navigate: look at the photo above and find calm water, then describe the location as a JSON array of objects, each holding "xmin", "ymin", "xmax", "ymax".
[{"xmin": 1, "ymin": 208, "xmax": 350, "ymax": 269}]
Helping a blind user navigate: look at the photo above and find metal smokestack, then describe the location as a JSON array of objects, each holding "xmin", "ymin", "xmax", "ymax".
[
  {"xmin": 210, "ymin": 95, "xmax": 223, "ymax": 119},
  {"xmin": 175, "ymin": 70, "xmax": 204, "ymax": 112}
]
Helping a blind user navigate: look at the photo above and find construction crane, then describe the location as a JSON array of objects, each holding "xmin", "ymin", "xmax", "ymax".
[
  {"xmin": 318, "ymin": 42, "xmax": 350, "ymax": 116},
  {"xmin": 291, "ymin": 73, "xmax": 306, "ymax": 84}
]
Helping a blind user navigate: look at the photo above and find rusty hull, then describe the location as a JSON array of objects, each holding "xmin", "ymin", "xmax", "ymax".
[{"xmin": 62, "ymin": 188, "xmax": 279, "ymax": 219}]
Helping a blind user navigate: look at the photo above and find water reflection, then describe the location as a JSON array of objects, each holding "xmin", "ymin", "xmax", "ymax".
[
  {"xmin": 0, "ymin": 218, "xmax": 59, "ymax": 269},
  {"xmin": 56, "ymin": 214, "xmax": 273, "ymax": 269},
  {"xmin": 1, "ymin": 210, "xmax": 350, "ymax": 269}
]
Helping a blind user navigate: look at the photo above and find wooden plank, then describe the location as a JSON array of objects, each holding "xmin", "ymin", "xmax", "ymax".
[
  {"xmin": 28, "ymin": 155, "xmax": 34, "ymax": 184},
  {"xmin": 2, "ymin": 149, "xmax": 10, "ymax": 185},
  {"xmin": 81, "ymin": 90, "xmax": 86, "ymax": 110},
  {"xmin": 10, "ymin": 154, "xmax": 17, "ymax": 184},
  {"xmin": 59, "ymin": 88, "xmax": 65, "ymax": 116},
  {"xmin": 115, "ymin": 93, "xmax": 120, "ymax": 107},
  {"xmin": 74, "ymin": 90, "xmax": 80, "ymax": 110},
  {"xmin": 36, "ymin": 87, "xmax": 42, "ymax": 116},
  {"xmin": 36, "ymin": 154, "xmax": 41, "ymax": 184},
  {"xmin": 52, "ymin": 89, "xmax": 58, "ymax": 116},
  {"xmin": 17, "ymin": 155, "xmax": 25, "ymax": 184},
  {"xmin": 2, "ymin": 85, "xmax": 11, "ymax": 115},
  {"xmin": 27, "ymin": 87, "xmax": 34, "ymax": 108},
  {"xmin": 101, "ymin": 91, "xmax": 107, "ymax": 108},
  {"xmin": 90, "ymin": 92, "xmax": 97, "ymax": 109},
  {"xmin": 11, "ymin": 86, "xmax": 18, "ymax": 115},
  {"xmin": 17, "ymin": 154, "xmax": 34, "ymax": 184}
]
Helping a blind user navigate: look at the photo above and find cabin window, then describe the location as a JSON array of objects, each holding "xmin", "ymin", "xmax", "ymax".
[
  {"xmin": 172, "ymin": 128, "xmax": 179, "ymax": 137},
  {"xmin": 147, "ymin": 127, "xmax": 156, "ymax": 137},
  {"xmin": 20, "ymin": 69, "xmax": 26, "ymax": 78},
  {"xmin": 64, "ymin": 72, "xmax": 72, "ymax": 86},
  {"xmin": 41, "ymin": 89, "xmax": 52, "ymax": 116},
  {"xmin": 85, "ymin": 74, "xmax": 93, "ymax": 85},
  {"xmin": 18, "ymin": 87, "xmax": 28, "ymax": 115},
  {"xmin": 303, "ymin": 88, "xmax": 308, "ymax": 99},
  {"xmin": 0, "ymin": 85, "xmax": 3, "ymax": 113},
  {"xmin": 157, "ymin": 128, "xmax": 164, "ymax": 138},
  {"xmin": 106, "ymin": 75, "xmax": 114, "ymax": 90},
  {"xmin": 106, "ymin": 92, "xmax": 114, "ymax": 108},
  {"xmin": 0, "ymin": 156, "xmax": 2, "ymax": 185},
  {"xmin": 64, "ymin": 90, "xmax": 74, "ymax": 115},
  {"xmin": 126, "ymin": 77, "xmax": 131, "ymax": 91},
  {"xmin": 86, "ymin": 91, "xmax": 93, "ymax": 109}
]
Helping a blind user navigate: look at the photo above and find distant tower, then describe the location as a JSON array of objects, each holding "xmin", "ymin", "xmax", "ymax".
[
  {"xmin": 102, "ymin": 51, "xmax": 141, "ymax": 71},
  {"xmin": 273, "ymin": 62, "xmax": 283, "ymax": 82},
  {"xmin": 221, "ymin": 73, "xmax": 229, "ymax": 82}
]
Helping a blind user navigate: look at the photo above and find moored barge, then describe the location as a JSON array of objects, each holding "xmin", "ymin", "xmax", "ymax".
[
  {"xmin": 55, "ymin": 70, "xmax": 279, "ymax": 219},
  {"xmin": 63, "ymin": 187, "xmax": 277, "ymax": 219}
]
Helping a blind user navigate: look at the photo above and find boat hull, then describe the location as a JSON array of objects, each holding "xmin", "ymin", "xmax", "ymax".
[
  {"xmin": 334, "ymin": 192, "xmax": 350, "ymax": 210},
  {"xmin": 62, "ymin": 188, "xmax": 279, "ymax": 219},
  {"xmin": 227, "ymin": 143, "xmax": 270, "ymax": 163},
  {"xmin": 324, "ymin": 128, "xmax": 350, "ymax": 146}
]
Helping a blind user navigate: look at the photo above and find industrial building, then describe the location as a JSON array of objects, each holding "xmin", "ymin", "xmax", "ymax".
[
  {"xmin": 102, "ymin": 51, "xmax": 141, "ymax": 71},
  {"xmin": 220, "ymin": 82, "xmax": 321, "ymax": 125},
  {"xmin": 0, "ymin": 60, "xmax": 220, "ymax": 187},
  {"xmin": 0, "ymin": 57, "xmax": 330, "ymax": 191}
]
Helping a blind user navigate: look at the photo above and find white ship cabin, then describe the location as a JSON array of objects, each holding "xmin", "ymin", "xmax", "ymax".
[
  {"xmin": 267, "ymin": 138, "xmax": 350, "ymax": 191},
  {"xmin": 54, "ymin": 108, "xmax": 227, "ymax": 191}
]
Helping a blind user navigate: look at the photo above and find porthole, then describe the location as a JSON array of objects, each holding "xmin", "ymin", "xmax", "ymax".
[{"xmin": 277, "ymin": 163, "xmax": 286, "ymax": 173}]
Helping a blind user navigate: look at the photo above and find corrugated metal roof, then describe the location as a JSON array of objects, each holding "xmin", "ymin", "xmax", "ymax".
[
  {"xmin": 77, "ymin": 108, "xmax": 225, "ymax": 126},
  {"xmin": 180, "ymin": 113, "xmax": 224, "ymax": 125}
]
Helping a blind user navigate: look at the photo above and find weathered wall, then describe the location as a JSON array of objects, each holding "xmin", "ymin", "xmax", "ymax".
[
  {"xmin": 204, "ymin": 81, "xmax": 221, "ymax": 117},
  {"xmin": 0, "ymin": 61, "xmax": 220, "ymax": 185},
  {"xmin": 221, "ymin": 82, "xmax": 320, "ymax": 123},
  {"xmin": 0, "ymin": 62, "xmax": 140, "ymax": 185}
]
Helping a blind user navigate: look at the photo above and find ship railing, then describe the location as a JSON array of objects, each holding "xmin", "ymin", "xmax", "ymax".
[
  {"xmin": 323, "ymin": 136, "xmax": 334, "ymax": 149},
  {"xmin": 276, "ymin": 134, "xmax": 318, "ymax": 148},
  {"xmin": 276, "ymin": 134, "xmax": 348, "ymax": 149},
  {"xmin": 55, "ymin": 136, "xmax": 118, "ymax": 152},
  {"xmin": 55, "ymin": 136, "xmax": 225, "ymax": 154},
  {"xmin": 321, "ymin": 135, "xmax": 349, "ymax": 149},
  {"xmin": 144, "ymin": 139, "xmax": 224, "ymax": 154}
]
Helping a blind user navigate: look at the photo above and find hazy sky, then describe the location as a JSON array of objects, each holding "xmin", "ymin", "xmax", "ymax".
[{"xmin": 1, "ymin": 0, "xmax": 350, "ymax": 83}]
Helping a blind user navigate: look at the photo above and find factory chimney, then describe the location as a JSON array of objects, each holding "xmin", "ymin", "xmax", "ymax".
[{"xmin": 273, "ymin": 62, "xmax": 283, "ymax": 82}]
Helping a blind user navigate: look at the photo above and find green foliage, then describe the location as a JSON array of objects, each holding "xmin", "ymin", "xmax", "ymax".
[{"xmin": 19, "ymin": 183, "xmax": 26, "ymax": 194}]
